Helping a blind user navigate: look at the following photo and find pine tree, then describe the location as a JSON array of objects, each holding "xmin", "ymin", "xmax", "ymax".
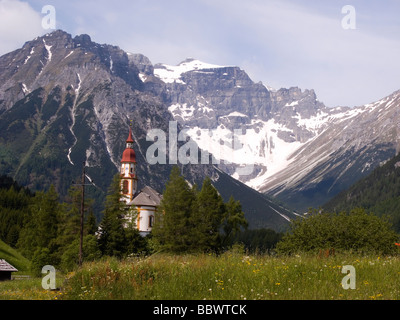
[
  {"xmin": 85, "ymin": 210, "xmax": 97, "ymax": 235},
  {"xmin": 97, "ymin": 174, "xmax": 127, "ymax": 258},
  {"xmin": 152, "ymin": 166, "xmax": 196, "ymax": 253},
  {"xmin": 221, "ymin": 196, "xmax": 248, "ymax": 247},
  {"xmin": 57, "ymin": 186, "xmax": 81, "ymax": 249},
  {"xmin": 191, "ymin": 177, "xmax": 226, "ymax": 252},
  {"xmin": 17, "ymin": 185, "xmax": 61, "ymax": 260}
]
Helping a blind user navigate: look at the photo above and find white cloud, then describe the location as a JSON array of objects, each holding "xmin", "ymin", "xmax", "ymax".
[
  {"xmin": 2, "ymin": 0, "xmax": 399, "ymax": 108},
  {"xmin": 0, "ymin": 0, "xmax": 44, "ymax": 55},
  {"xmin": 199, "ymin": 0, "xmax": 400, "ymax": 107}
]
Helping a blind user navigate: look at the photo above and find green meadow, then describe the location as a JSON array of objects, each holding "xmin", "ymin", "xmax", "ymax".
[{"xmin": 2, "ymin": 251, "xmax": 398, "ymax": 300}]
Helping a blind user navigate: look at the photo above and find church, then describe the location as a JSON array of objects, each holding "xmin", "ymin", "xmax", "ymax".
[{"xmin": 119, "ymin": 127, "xmax": 162, "ymax": 236}]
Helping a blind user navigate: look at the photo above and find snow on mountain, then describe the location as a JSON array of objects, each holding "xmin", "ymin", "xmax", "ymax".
[
  {"xmin": 0, "ymin": 31, "xmax": 299, "ymax": 230},
  {"xmin": 185, "ymin": 117, "xmax": 305, "ymax": 183},
  {"xmin": 153, "ymin": 57, "xmax": 400, "ymax": 211},
  {"xmin": 257, "ymin": 90, "xmax": 400, "ymax": 211},
  {"xmin": 154, "ymin": 58, "xmax": 225, "ymax": 84}
]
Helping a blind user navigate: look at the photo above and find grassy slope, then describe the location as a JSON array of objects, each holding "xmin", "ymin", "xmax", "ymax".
[{"xmin": 0, "ymin": 239, "xmax": 30, "ymax": 273}]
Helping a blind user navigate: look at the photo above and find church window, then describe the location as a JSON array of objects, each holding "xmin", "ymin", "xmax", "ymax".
[
  {"xmin": 123, "ymin": 180, "xmax": 129, "ymax": 194},
  {"xmin": 149, "ymin": 215, "xmax": 154, "ymax": 228}
]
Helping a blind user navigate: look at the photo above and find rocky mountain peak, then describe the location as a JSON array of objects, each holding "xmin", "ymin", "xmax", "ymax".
[
  {"xmin": 2, "ymin": 29, "xmax": 400, "ymax": 225},
  {"xmin": 0, "ymin": 30, "xmax": 299, "ymax": 230},
  {"xmin": 73, "ymin": 33, "xmax": 93, "ymax": 48}
]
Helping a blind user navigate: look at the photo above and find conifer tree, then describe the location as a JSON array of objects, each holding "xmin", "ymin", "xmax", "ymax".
[
  {"xmin": 124, "ymin": 207, "xmax": 148, "ymax": 256},
  {"xmin": 85, "ymin": 210, "xmax": 97, "ymax": 236},
  {"xmin": 56, "ymin": 185, "xmax": 98, "ymax": 267},
  {"xmin": 191, "ymin": 176, "xmax": 226, "ymax": 252},
  {"xmin": 221, "ymin": 196, "xmax": 248, "ymax": 247},
  {"xmin": 57, "ymin": 186, "xmax": 81, "ymax": 249},
  {"xmin": 17, "ymin": 185, "xmax": 61, "ymax": 259},
  {"xmin": 152, "ymin": 166, "xmax": 196, "ymax": 253},
  {"xmin": 97, "ymin": 174, "xmax": 127, "ymax": 258}
]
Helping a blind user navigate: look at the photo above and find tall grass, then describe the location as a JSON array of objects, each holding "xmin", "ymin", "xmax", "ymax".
[
  {"xmin": 61, "ymin": 251, "xmax": 400, "ymax": 300},
  {"xmin": 0, "ymin": 276, "xmax": 65, "ymax": 300}
]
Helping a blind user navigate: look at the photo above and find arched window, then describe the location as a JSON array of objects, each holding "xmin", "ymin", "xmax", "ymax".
[
  {"xmin": 149, "ymin": 215, "xmax": 154, "ymax": 228},
  {"xmin": 122, "ymin": 180, "xmax": 129, "ymax": 194}
]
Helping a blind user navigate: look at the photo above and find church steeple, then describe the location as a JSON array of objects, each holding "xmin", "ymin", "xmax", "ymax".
[
  {"xmin": 120, "ymin": 126, "xmax": 138, "ymax": 202},
  {"xmin": 125, "ymin": 127, "xmax": 134, "ymax": 149}
]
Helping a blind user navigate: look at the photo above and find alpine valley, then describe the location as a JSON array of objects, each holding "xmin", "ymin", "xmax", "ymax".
[{"xmin": 0, "ymin": 30, "xmax": 399, "ymax": 230}]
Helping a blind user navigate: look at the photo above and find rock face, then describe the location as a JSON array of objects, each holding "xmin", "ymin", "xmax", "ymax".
[
  {"xmin": 258, "ymin": 90, "xmax": 400, "ymax": 211},
  {"xmin": 152, "ymin": 59, "xmax": 331, "ymax": 188},
  {"xmin": 0, "ymin": 30, "xmax": 168, "ymax": 195},
  {"xmin": 2, "ymin": 29, "xmax": 400, "ymax": 222},
  {"xmin": 152, "ymin": 59, "xmax": 400, "ymax": 212},
  {"xmin": 0, "ymin": 31, "xmax": 297, "ymax": 230}
]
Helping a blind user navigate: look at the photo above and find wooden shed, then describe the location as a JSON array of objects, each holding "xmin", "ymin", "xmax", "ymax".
[{"xmin": 0, "ymin": 259, "xmax": 18, "ymax": 281}]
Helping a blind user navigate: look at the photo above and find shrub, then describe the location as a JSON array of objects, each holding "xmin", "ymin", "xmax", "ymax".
[{"xmin": 276, "ymin": 208, "xmax": 399, "ymax": 255}]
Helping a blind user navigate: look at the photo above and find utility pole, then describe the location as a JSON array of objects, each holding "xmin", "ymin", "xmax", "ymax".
[
  {"xmin": 79, "ymin": 162, "xmax": 85, "ymax": 267},
  {"xmin": 73, "ymin": 161, "xmax": 94, "ymax": 267}
]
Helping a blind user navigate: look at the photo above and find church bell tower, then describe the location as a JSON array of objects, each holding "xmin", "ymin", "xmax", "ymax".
[{"xmin": 120, "ymin": 127, "xmax": 138, "ymax": 202}]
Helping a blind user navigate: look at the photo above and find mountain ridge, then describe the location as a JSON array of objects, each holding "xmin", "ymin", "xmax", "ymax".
[
  {"xmin": 0, "ymin": 30, "xmax": 297, "ymax": 231},
  {"xmin": 153, "ymin": 56, "xmax": 400, "ymax": 212},
  {"xmin": 2, "ymin": 29, "xmax": 399, "ymax": 225}
]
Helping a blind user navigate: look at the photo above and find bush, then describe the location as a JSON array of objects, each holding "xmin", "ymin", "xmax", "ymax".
[
  {"xmin": 30, "ymin": 247, "xmax": 52, "ymax": 277},
  {"xmin": 276, "ymin": 208, "xmax": 399, "ymax": 255},
  {"xmin": 61, "ymin": 235, "xmax": 102, "ymax": 271}
]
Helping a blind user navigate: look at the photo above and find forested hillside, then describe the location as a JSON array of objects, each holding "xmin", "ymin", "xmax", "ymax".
[{"xmin": 324, "ymin": 152, "xmax": 400, "ymax": 232}]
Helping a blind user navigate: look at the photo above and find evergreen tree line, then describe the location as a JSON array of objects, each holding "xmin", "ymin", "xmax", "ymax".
[
  {"xmin": 0, "ymin": 173, "xmax": 147, "ymax": 275},
  {"xmin": 2, "ymin": 169, "xmax": 399, "ymax": 277},
  {"xmin": 1, "ymin": 170, "xmax": 278, "ymax": 274},
  {"xmin": 324, "ymin": 152, "xmax": 400, "ymax": 233},
  {"xmin": 152, "ymin": 166, "xmax": 249, "ymax": 253}
]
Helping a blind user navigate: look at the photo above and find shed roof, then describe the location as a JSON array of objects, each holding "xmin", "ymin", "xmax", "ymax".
[{"xmin": 0, "ymin": 259, "xmax": 18, "ymax": 272}]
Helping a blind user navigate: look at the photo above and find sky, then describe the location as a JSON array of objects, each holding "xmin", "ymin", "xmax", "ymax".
[{"xmin": 0, "ymin": 0, "xmax": 400, "ymax": 108}]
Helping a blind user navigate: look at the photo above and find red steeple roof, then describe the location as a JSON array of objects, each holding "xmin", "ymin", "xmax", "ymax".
[
  {"xmin": 121, "ymin": 127, "xmax": 136, "ymax": 163},
  {"xmin": 121, "ymin": 148, "xmax": 136, "ymax": 163},
  {"xmin": 126, "ymin": 127, "xmax": 134, "ymax": 143}
]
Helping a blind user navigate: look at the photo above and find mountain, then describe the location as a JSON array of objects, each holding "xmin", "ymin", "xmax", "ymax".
[
  {"xmin": 153, "ymin": 58, "xmax": 400, "ymax": 212},
  {"xmin": 153, "ymin": 59, "xmax": 328, "ymax": 184},
  {"xmin": 3, "ymin": 29, "xmax": 399, "ymax": 227},
  {"xmin": 324, "ymin": 151, "xmax": 400, "ymax": 232},
  {"xmin": 258, "ymin": 90, "xmax": 400, "ymax": 211},
  {"xmin": 0, "ymin": 30, "xmax": 296, "ymax": 231}
]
